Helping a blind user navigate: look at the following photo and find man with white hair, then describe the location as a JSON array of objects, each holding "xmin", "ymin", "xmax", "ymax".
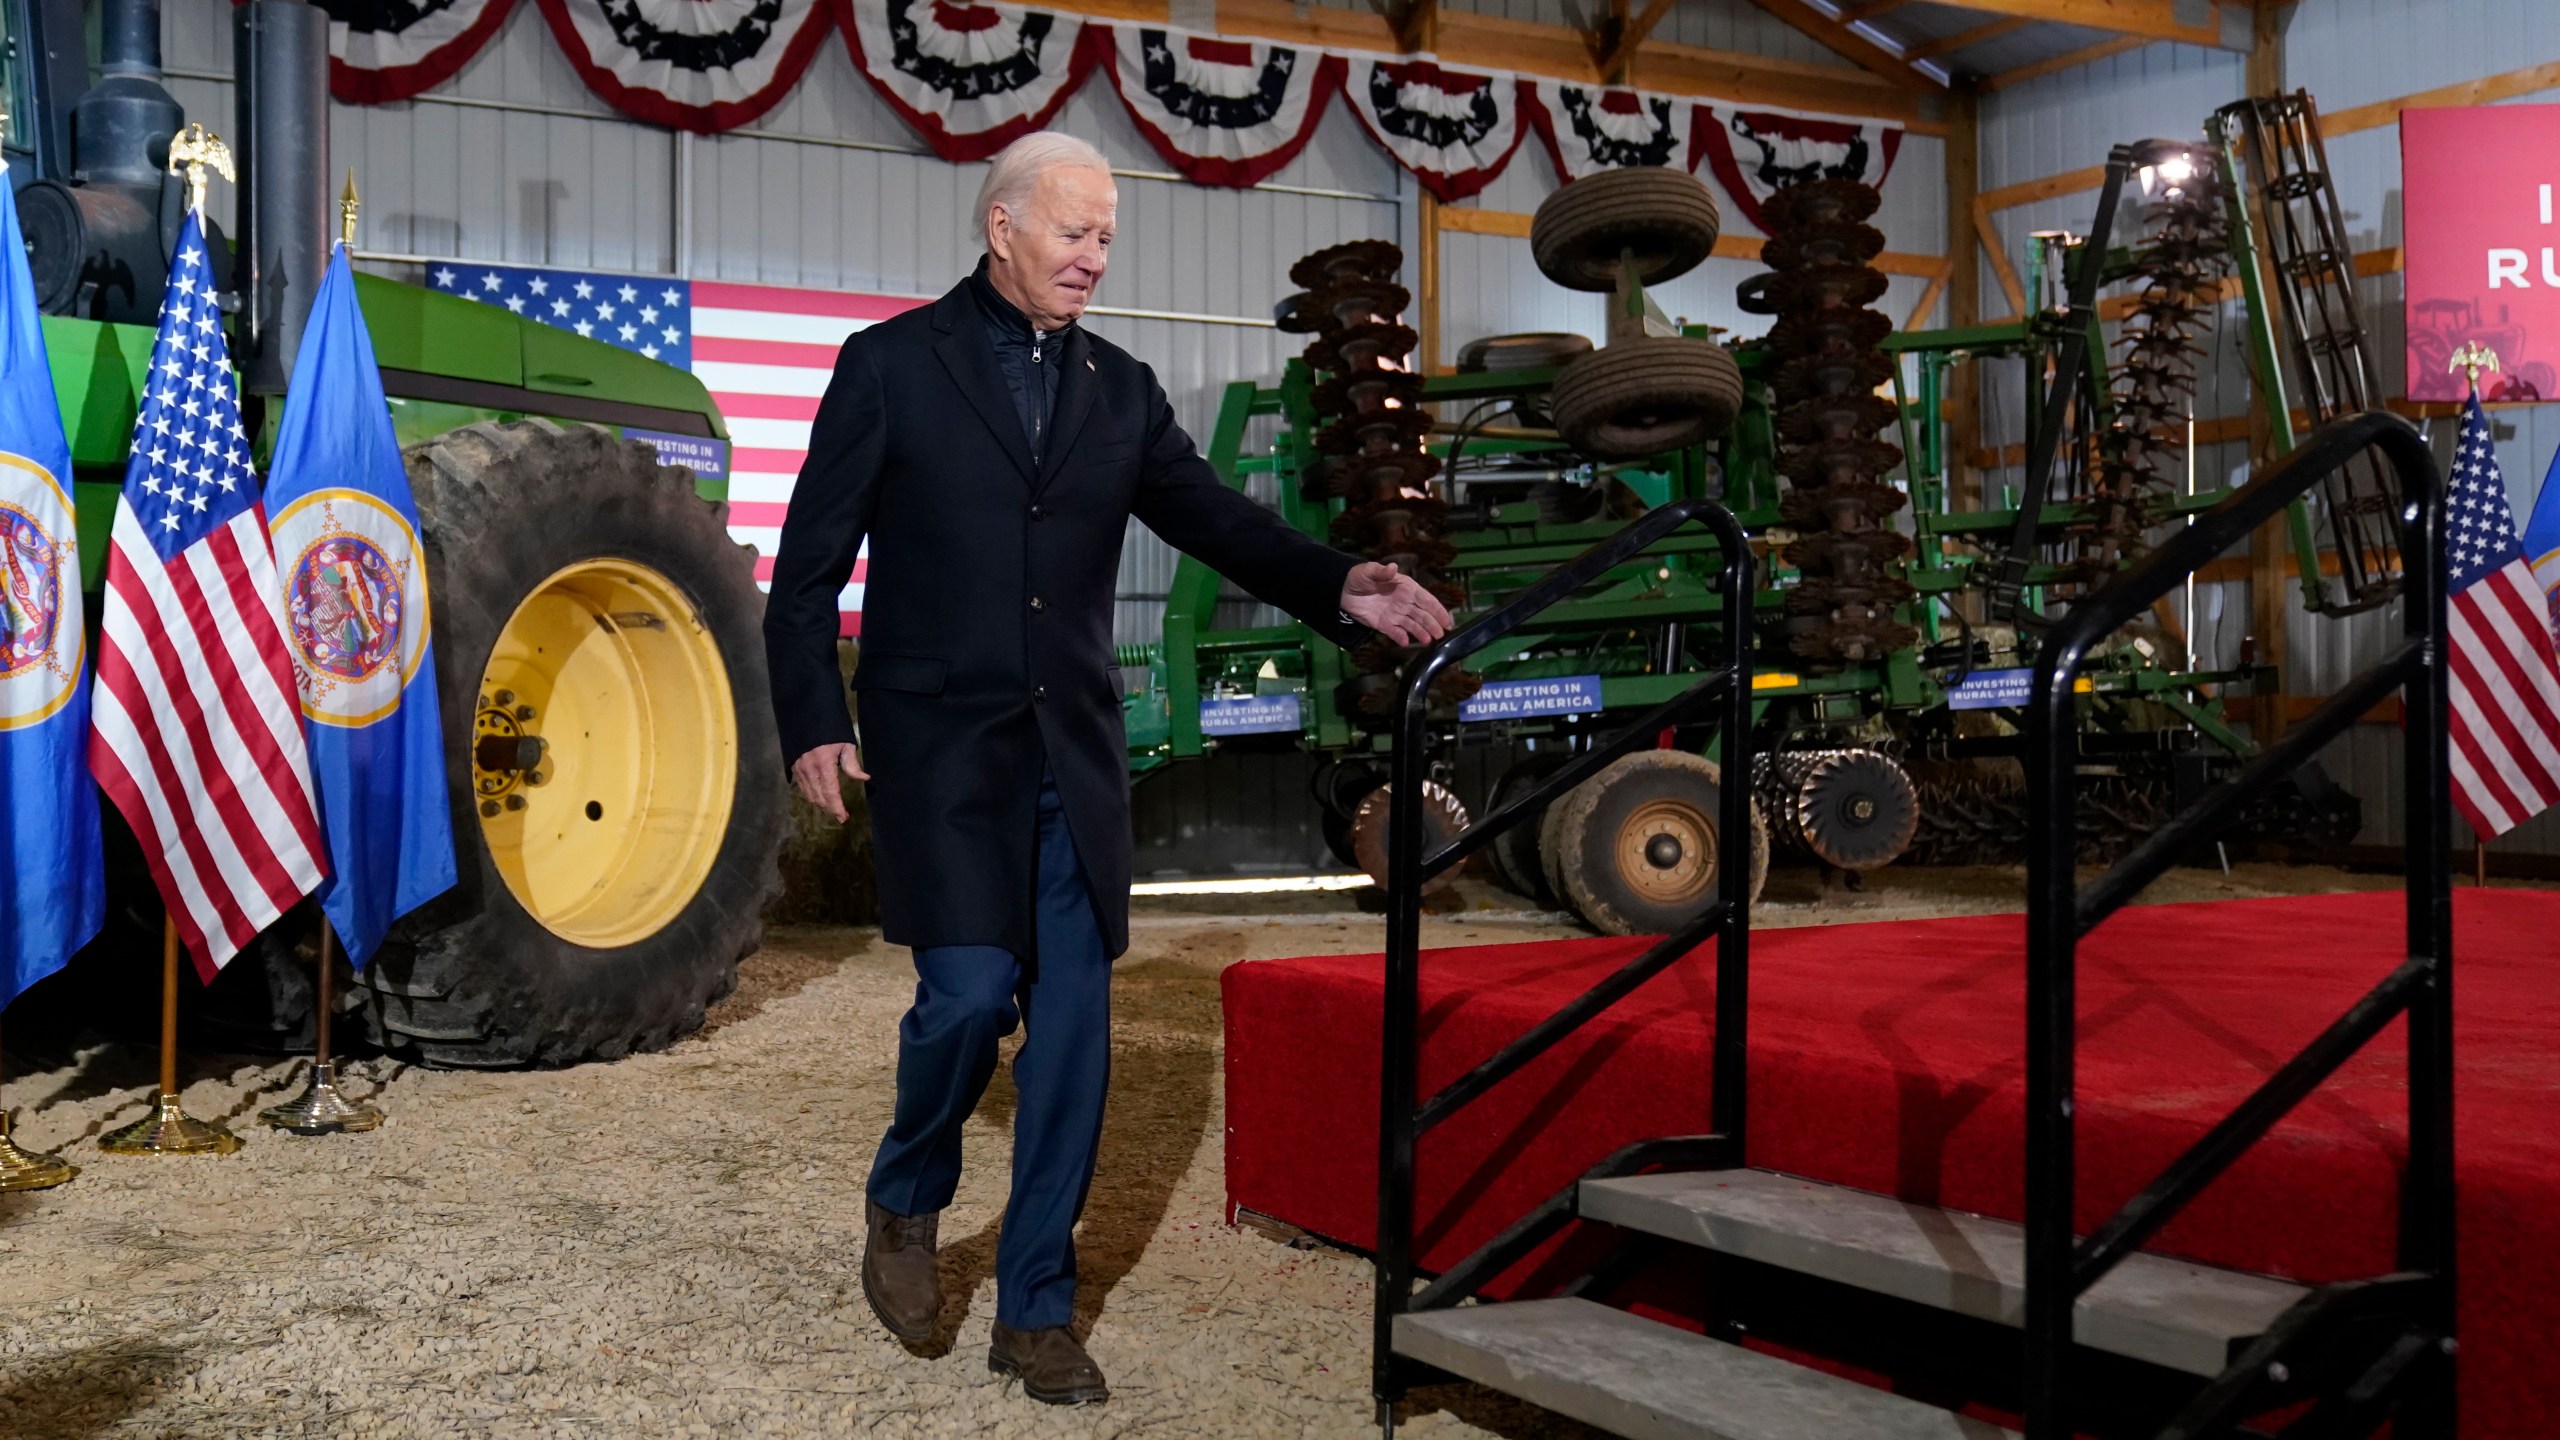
[{"xmin": 763, "ymin": 131, "xmax": 1450, "ymax": 1403}]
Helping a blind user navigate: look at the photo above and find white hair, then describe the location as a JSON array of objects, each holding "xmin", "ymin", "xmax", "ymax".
[{"xmin": 975, "ymin": 131, "xmax": 1112, "ymax": 247}]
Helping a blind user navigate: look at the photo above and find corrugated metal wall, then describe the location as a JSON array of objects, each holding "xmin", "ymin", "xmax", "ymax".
[
  {"xmin": 162, "ymin": 0, "xmax": 1405, "ymax": 647},
  {"xmin": 1976, "ymin": 3, "xmax": 2560, "ymax": 855},
  {"xmin": 161, "ymin": 0, "xmax": 1930, "ymax": 649}
]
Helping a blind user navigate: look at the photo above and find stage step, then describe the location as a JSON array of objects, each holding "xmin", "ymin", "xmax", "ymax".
[
  {"xmin": 1394, "ymin": 1297, "xmax": 2016, "ymax": 1440},
  {"xmin": 1580, "ymin": 1168, "xmax": 2308, "ymax": 1377}
]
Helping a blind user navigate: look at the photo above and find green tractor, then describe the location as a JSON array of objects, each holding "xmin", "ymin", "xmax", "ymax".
[{"xmin": 11, "ymin": 0, "xmax": 785, "ymax": 1064}]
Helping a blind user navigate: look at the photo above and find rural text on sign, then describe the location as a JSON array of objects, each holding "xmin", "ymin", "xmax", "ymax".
[
  {"xmin": 2401, "ymin": 105, "xmax": 2560, "ymax": 403},
  {"xmin": 1200, "ymin": 693, "xmax": 1302, "ymax": 736},
  {"xmin": 625, "ymin": 428, "xmax": 728, "ymax": 480},
  {"xmin": 1460, "ymin": 674, "xmax": 1605, "ymax": 721}
]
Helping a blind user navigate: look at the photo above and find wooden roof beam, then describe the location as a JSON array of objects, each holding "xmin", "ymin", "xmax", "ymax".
[
  {"xmin": 1903, "ymin": 0, "xmax": 2229, "ymax": 47},
  {"xmin": 1903, "ymin": 14, "xmax": 2032, "ymax": 64},
  {"xmin": 1586, "ymin": 0, "xmax": 1679, "ymax": 82},
  {"xmin": 1153, "ymin": 0, "xmax": 1946, "ymax": 128},
  {"xmin": 1745, "ymin": 0, "xmax": 1942, "ymax": 90},
  {"xmin": 1982, "ymin": 33, "xmax": 2150, "ymax": 88}
]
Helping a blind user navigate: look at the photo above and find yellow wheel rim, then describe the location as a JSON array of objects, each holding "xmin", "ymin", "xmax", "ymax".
[
  {"xmin": 471, "ymin": 558, "xmax": 736, "ymax": 948},
  {"xmin": 1615, "ymin": 797, "xmax": 1715, "ymax": 907}
]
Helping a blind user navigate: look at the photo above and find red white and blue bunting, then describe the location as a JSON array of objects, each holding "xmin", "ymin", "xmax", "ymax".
[
  {"xmin": 315, "ymin": 0, "xmax": 1907, "ymax": 216},
  {"xmin": 1107, "ymin": 28, "xmax": 1343, "ymax": 189},
  {"xmin": 1525, "ymin": 79, "xmax": 1697, "ymax": 181},
  {"xmin": 1694, "ymin": 103, "xmax": 1904, "ymax": 232},
  {"xmin": 838, "ymin": 0, "xmax": 1101, "ymax": 163},
  {"xmin": 1342, "ymin": 57, "xmax": 1528, "ymax": 202},
  {"xmin": 535, "ymin": 0, "xmax": 834, "ymax": 132},
  {"xmin": 301, "ymin": 0, "xmax": 520, "ymax": 104}
]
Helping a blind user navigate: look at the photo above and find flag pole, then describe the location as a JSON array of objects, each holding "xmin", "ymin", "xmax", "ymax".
[
  {"xmin": 0, "ymin": 1020, "xmax": 77, "ymax": 1191},
  {"xmin": 260, "ymin": 920, "xmax": 381, "ymax": 1135},
  {"xmin": 260, "ymin": 171, "xmax": 384, "ymax": 1138},
  {"xmin": 2452, "ymin": 340, "xmax": 2501, "ymax": 890},
  {"xmin": 99, "ymin": 918, "xmax": 240, "ymax": 1155}
]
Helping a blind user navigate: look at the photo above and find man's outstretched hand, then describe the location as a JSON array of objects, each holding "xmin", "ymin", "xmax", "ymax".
[
  {"xmin": 791, "ymin": 742, "xmax": 870, "ymax": 823},
  {"xmin": 1340, "ymin": 561, "xmax": 1454, "ymax": 646}
]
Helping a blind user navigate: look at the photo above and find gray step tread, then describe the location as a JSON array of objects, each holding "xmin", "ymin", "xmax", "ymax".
[
  {"xmin": 1581, "ymin": 1168, "xmax": 2308, "ymax": 1377},
  {"xmin": 1394, "ymin": 1297, "xmax": 2015, "ymax": 1440}
]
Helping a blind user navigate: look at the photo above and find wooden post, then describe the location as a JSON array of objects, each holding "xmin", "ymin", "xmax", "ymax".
[
  {"xmin": 2245, "ymin": 0, "xmax": 2291, "ymax": 743},
  {"xmin": 1417, "ymin": 192, "xmax": 1441, "ymax": 375},
  {"xmin": 1944, "ymin": 83, "xmax": 1982, "ymax": 513}
]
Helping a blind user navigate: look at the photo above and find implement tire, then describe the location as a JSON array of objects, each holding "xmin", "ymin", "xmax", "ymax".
[
  {"xmin": 354, "ymin": 420, "xmax": 784, "ymax": 1066},
  {"xmin": 1530, "ymin": 168, "xmax": 1722, "ymax": 293},
  {"xmin": 1551, "ymin": 752, "xmax": 1768, "ymax": 937},
  {"xmin": 1551, "ymin": 338, "xmax": 1745, "ymax": 461}
]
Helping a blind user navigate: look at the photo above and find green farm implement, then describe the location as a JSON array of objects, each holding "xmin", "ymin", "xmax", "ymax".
[{"xmin": 1125, "ymin": 98, "xmax": 2387, "ymax": 934}]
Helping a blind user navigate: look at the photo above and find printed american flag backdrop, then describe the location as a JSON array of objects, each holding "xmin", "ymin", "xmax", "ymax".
[
  {"xmin": 691, "ymin": 281, "xmax": 926, "ymax": 637},
  {"xmin": 428, "ymin": 259, "xmax": 927, "ymax": 636}
]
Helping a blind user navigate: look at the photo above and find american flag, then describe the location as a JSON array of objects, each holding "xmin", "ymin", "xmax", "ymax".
[
  {"xmin": 88, "ymin": 212, "xmax": 323, "ymax": 977},
  {"xmin": 425, "ymin": 260, "xmax": 926, "ymax": 635},
  {"xmin": 2445, "ymin": 396, "xmax": 2560, "ymax": 838},
  {"xmin": 426, "ymin": 261, "xmax": 692, "ymax": 367}
]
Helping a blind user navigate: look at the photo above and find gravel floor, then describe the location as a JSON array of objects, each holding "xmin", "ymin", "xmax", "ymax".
[{"xmin": 0, "ymin": 861, "xmax": 2477, "ymax": 1439}]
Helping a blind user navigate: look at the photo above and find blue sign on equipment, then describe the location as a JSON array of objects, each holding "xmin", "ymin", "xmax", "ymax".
[
  {"xmin": 1201, "ymin": 693, "xmax": 1302, "ymax": 735},
  {"xmin": 1460, "ymin": 674, "xmax": 1605, "ymax": 722},
  {"xmin": 1944, "ymin": 667, "xmax": 2035, "ymax": 711}
]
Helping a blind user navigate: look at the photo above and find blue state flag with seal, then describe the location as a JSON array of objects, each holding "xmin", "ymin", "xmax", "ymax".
[
  {"xmin": 0, "ymin": 168, "xmax": 104, "ymax": 1008},
  {"xmin": 2528, "ymin": 443, "xmax": 2560, "ymax": 654},
  {"xmin": 265, "ymin": 246, "xmax": 457, "ymax": 965}
]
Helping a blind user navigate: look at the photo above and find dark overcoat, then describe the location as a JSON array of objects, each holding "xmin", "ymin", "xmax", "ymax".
[{"xmin": 763, "ymin": 278, "xmax": 1365, "ymax": 959}]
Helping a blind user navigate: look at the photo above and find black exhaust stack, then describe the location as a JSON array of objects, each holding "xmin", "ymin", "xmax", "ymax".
[
  {"xmin": 233, "ymin": 0, "xmax": 330, "ymax": 395},
  {"xmin": 14, "ymin": 0, "xmax": 190, "ymax": 320}
]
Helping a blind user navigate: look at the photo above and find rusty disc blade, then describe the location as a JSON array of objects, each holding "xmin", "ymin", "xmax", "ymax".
[
  {"xmin": 1777, "ymin": 392, "xmax": 1900, "ymax": 444},
  {"xmin": 1307, "ymin": 321, "xmax": 1419, "ymax": 373},
  {"xmin": 1762, "ymin": 179, "xmax": 1882, "ymax": 233},
  {"xmin": 1761, "ymin": 221, "xmax": 1886, "ymax": 273},
  {"xmin": 1290, "ymin": 239, "xmax": 1405, "ymax": 291}
]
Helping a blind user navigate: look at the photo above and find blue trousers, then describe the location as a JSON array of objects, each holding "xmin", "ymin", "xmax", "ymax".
[{"xmin": 867, "ymin": 772, "xmax": 1111, "ymax": 1331}]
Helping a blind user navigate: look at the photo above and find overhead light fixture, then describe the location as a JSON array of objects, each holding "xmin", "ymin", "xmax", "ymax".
[{"xmin": 2129, "ymin": 138, "xmax": 2208, "ymax": 200}]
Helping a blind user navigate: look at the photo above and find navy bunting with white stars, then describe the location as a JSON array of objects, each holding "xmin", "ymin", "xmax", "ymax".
[
  {"xmin": 125, "ymin": 213, "xmax": 258, "ymax": 557},
  {"xmin": 427, "ymin": 261, "xmax": 691, "ymax": 369}
]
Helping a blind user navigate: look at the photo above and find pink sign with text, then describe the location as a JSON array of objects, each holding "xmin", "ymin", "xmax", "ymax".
[{"xmin": 2402, "ymin": 104, "xmax": 2560, "ymax": 402}]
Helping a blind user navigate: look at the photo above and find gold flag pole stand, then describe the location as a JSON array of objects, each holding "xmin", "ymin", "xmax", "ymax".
[
  {"xmin": 260, "ymin": 924, "xmax": 380, "ymax": 1135},
  {"xmin": 100, "ymin": 920, "xmax": 240, "ymax": 1155},
  {"xmin": 0, "ymin": 1022, "xmax": 77, "ymax": 1191},
  {"xmin": 2452, "ymin": 340, "xmax": 2501, "ymax": 892}
]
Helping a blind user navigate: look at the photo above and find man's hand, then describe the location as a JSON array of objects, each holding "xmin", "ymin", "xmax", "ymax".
[
  {"xmin": 1340, "ymin": 561, "xmax": 1454, "ymax": 646},
  {"xmin": 790, "ymin": 742, "xmax": 870, "ymax": 823}
]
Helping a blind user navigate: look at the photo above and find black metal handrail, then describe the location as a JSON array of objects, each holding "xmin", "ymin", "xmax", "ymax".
[
  {"xmin": 2021, "ymin": 411, "xmax": 2453, "ymax": 1439},
  {"xmin": 1373, "ymin": 497, "xmax": 1757, "ymax": 1415}
]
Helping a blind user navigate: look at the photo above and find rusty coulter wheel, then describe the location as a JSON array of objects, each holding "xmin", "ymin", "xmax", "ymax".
[
  {"xmin": 1348, "ymin": 781, "xmax": 1469, "ymax": 896},
  {"xmin": 1550, "ymin": 751, "xmax": 1769, "ymax": 936}
]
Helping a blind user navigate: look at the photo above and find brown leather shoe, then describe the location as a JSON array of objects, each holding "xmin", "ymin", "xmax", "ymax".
[
  {"xmin": 862, "ymin": 1201, "xmax": 942, "ymax": 1346},
  {"xmin": 988, "ymin": 1321, "xmax": 1109, "ymax": 1405}
]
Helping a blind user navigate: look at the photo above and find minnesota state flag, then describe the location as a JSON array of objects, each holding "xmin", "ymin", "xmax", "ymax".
[
  {"xmin": 0, "ymin": 167, "xmax": 103, "ymax": 1006},
  {"xmin": 266, "ymin": 246, "xmax": 456, "ymax": 964},
  {"xmin": 2530, "ymin": 445, "xmax": 2560, "ymax": 652}
]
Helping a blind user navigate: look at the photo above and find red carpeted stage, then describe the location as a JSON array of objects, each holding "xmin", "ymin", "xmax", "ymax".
[{"xmin": 1223, "ymin": 888, "xmax": 2560, "ymax": 1435}]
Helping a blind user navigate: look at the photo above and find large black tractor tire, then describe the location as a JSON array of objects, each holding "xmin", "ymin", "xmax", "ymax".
[
  {"xmin": 1549, "ymin": 752, "xmax": 1769, "ymax": 937},
  {"xmin": 1551, "ymin": 338, "xmax": 1746, "ymax": 461},
  {"xmin": 349, "ymin": 420, "xmax": 785, "ymax": 1066},
  {"xmin": 1530, "ymin": 168, "xmax": 1722, "ymax": 293}
]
